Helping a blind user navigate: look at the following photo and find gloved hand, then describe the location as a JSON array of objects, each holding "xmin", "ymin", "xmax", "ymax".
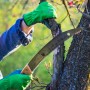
[
  {"xmin": 23, "ymin": 1, "xmax": 57, "ymax": 26},
  {"xmin": 0, "ymin": 70, "xmax": 32, "ymax": 90}
]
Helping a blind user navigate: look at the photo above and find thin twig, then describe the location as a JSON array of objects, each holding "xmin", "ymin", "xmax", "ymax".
[
  {"xmin": 60, "ymin": 14, "xmax": 68, "ymax": 24},
  {"xmin": 77, "ymin": 7, "xmax": 90, "ymax": 19},
  {"xmin": 30, "ymin": 85, "xmax": 46, "ymax": 89},
  {"xmin": 19, "ymin": 0, "xmax": 29, "ymax": 16},
  {"xmin": 22, "ymin": 0, "xmax": 29, "ymax": 10},
  {"xmin": 8, "ymin": 0, "xmax": 19, "ymax": 10},
  {"xmin": 50, "ymin": 1, "xmax": 62, "ymax": 6},
  {"xmin": 62, "ymin": 0, "xmax": 75, "ymax": 28}
]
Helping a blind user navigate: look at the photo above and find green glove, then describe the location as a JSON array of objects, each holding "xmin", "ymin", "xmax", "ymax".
[
  {"xmin": 23, "ymin": 1, "xmax": 57, "ymax": 26},
  {"xmin": 0, "ymin": 74, "xmax": 32, "ymax": 90}
]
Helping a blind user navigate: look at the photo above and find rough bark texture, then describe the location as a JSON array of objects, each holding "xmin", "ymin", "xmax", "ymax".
[
  {"xmin": 50, "ymin": 0, "xmax": 90, "ymax": 90},
  {"xmin": 58, "ymin": 28, "xmax": 90, "ymax": 90},
  {"xmin": 46, "ymin": 19, "xmax": 65, "ymax": 90}
]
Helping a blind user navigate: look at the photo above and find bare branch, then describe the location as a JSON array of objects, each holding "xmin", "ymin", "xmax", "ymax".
[{"xmin": 62, "ymin": 0, "xmax": 75, "ymax": 28}]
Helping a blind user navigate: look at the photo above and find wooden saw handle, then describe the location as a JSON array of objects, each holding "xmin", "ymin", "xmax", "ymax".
[{"xmin": 21, "ymin": 64, "xmax": 32, "ymax": 75}]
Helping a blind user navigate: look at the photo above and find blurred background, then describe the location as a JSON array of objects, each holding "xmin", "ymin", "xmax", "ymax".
[{"xmin": 0, "ymin": 0, "xmax": 89, "ymax": 90}]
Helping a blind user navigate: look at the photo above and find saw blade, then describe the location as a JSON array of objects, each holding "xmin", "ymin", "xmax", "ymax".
[{"xmin": 27, "ymin": 28, "xmax": 81, "ymax": 71}]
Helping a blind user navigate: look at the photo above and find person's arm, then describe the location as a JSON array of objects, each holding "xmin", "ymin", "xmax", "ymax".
[
  {"xmin": 0, "ymin": 1, "xmax": 57, "ymax": 90},
  {"xmin": 0, "ymin": 1, "xmax": 56, "ymax": 61},
  {"xmin": 0, "ymin": 18, "xmax": 33, "ymax": 61}
]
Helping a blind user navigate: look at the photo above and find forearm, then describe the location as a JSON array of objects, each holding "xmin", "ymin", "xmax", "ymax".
[
  {"xmin": 21, "ymin": 20, "xmax": 33, "ymax": 34},
  {"xmin": 0, "ymin": 18, "xmax": 33, "ymax": 61}
]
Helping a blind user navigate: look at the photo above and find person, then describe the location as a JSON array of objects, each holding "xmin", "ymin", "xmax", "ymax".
[{"xmin": 0, "ymin": 1, "xmax": 57, "ymax": 90}]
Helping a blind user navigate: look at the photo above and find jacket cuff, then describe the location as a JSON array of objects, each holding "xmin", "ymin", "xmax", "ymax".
[{"xmin": 16, "ymin": 18, "xmax": 33, "ymax": 46}]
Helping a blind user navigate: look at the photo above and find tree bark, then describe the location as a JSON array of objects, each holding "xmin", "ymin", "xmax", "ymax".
[
  {"xmin": 50, "ymin": 0, "xmax": 90, "ymax": 90},
  {"xmin": 46, "ymin": 19, "xmax": 65, "ymax": 90}
]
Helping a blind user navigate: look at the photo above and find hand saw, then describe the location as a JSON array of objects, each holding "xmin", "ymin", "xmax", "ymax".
[{"xmin": 21, "ymin": 28, "xmax": 81, "ymax": 75}]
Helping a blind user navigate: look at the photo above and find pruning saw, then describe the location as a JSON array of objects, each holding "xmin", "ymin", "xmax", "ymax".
[{"xmin": 21, "ymin": 28, "xmax": 81, "ymax": 75}]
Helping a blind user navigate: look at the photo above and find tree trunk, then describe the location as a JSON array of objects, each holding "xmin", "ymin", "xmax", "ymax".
[
  {"xmin": 46, "ymin": 19, "xmax": 65, "ymax": 90},
  {"xmin": 50, "ymin": 0, "xmax": 90, "ymax": 90}
]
